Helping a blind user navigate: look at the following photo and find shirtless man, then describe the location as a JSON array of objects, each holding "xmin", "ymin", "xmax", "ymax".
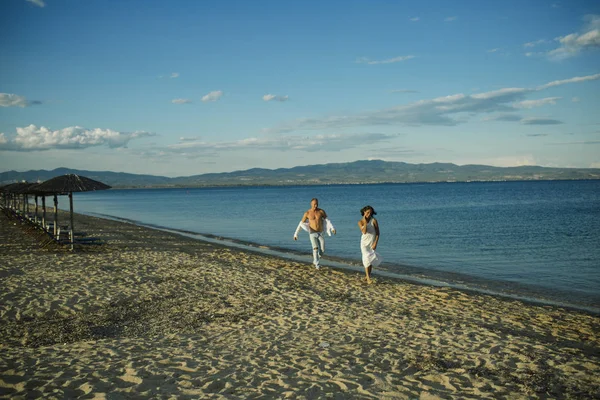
[{"xmin": 293, "ymin": 198, "xmax": 336, "ymax": 269}]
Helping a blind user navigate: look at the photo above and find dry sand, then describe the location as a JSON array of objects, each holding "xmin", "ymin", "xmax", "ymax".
[{"xmin": 1, "ymin": 209, "xmax": 599, "ymax": 399}]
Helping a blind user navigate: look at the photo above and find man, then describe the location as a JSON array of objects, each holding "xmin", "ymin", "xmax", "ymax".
[{"xmin": 293, "ymin": 198, "xmax": 336, "ymax": 269}]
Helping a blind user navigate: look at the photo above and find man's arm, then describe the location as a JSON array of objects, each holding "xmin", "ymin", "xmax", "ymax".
[
  {"xmin": 323, "ymin": 210, "xmax": 336, "ymax": 235},
  {"xmin": 293, "ymin": 212, "xmax": 309, "ymax": 240}
]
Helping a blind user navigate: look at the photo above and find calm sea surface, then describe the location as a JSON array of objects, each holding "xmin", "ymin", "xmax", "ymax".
[{"xmin": 73, "ymin": 180, "xmax": 600, "ymax": 312}]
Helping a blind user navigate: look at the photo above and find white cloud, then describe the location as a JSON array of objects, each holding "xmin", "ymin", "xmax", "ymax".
[
  {"xmin": 537, "ymin": 73, "xmax": 600, "ymax": 89},
  {"xmin": 485, "ymin": 114, "xmax": 564, "ymax": 124},
  {"xmin": 444, "ymin": 16, "xmax": 457, "ymax": 22},
  {"xmin": 0, "ymin": 125, "xmax": 155, "ymax": 151},
  {"xmin": 1, "ymin": 93, "xmax": 30, "ymax": 108},
  {"xmin": 172, "ymin": 98, "xmax": 192, "ymax": 104},
  {"xmin": 521, "ymin": 117, "xmax": 563, "ymax": 125},
  {"xmin": 356, "ymin": 55, "xmax": 415, "ymax": 65},
  {"xmin": 485, "ymin": 156, "xmax": 537, "ymax": 167},
  {"xmin": 266, "ymin": 89, "xmax": 529, "ymax": 133},
  {"xmin": 549, "ymin": 140, "xmax": 600, "ymax": 145},
  {"xmin": 409, "ymin": 17, "xmax": 419, "ymax": 22},
  {"xmin": 487, "ymin": 48, "xmax": 510, "ymax": 56},
  {"xmin": 201, "ymin": 90, "xmax": 223, "ymax": 102},
  {"xmin": 572, "ymin": 97, "xmax": 581, "ymax": 102},
  {"xmin": 523, "ymin": 39, "xmax": 548, "ymax": 48},
  {"xmin": 470, "ymin": 87, "xmax": 530, "ymax": 100},
  {"xmin": 547, "ymin": 14, "xmax": 600, "ymax": 59},
  {"xmin": 157, "ymin": 72, "xmax": 180, "ymax": 79},
  {"xmin": 26, "ymin": 0, "xmax": 45, "ymax": 7},
  {"xmin": 391, "ymin": 89, "xmax": 418, "ymax": 93},
  {"xmin": 483, "ymin": 114, "xmax": 523, "ymax": 122},
  {"xmin": 369, "ymin": 146, "xmax": 417, "ymax": 157},
  {"xmin": 164, "ymin": 132, "xmax": 396, "ymax": 155},
  {"xmin": 513, "ymin": 97, "xmax": 561, "ymax": 109},
  {"xmin": 264, "ymin": 72, "xmax": 597, "ymax": 133},
  {"xmin": 263, "ymin": 94, "xmax": 289, "ymax": 102}
]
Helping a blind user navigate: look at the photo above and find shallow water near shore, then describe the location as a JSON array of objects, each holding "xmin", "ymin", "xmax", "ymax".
[{"xmin": 74, "ymin": 180, "xmax": 600, "ymax": 311}]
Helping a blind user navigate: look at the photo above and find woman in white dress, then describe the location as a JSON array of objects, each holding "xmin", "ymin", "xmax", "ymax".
[{"xmin": 358, "ymin": 205, "xmax": 381, "ymax": 284}]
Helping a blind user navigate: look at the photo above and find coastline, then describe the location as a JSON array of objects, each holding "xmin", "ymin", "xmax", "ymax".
[
  {"xmin": 1, "ymin": 210, "xmax": 599, "ymax": 398},
  {"xmin": 77, "ymin": 211, "xmax": 600, "ymax": 315}
]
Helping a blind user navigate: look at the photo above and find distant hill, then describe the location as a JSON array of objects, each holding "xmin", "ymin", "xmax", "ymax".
[
  {"xmin": 1, "ymin": 160, "xmax": 599, "ymax": 188},
  {"xmin": 0, "ymin": 167, "xmax": 172, "ymax": 188}
]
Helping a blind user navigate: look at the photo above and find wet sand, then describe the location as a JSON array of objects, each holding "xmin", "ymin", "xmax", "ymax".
[{"xmin": 1, "ymin": 209, "xmax": 599, "ymax": 399}]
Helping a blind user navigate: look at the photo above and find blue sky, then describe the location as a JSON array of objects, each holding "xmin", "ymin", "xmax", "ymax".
[{"xmin": 1, "ymin": 0, "xmax": 599, "ymax": 177}]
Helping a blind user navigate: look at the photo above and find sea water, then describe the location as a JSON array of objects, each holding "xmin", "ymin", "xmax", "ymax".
[{"xmin": 73, "ymin": 180, "xmax": 600, "ymax": 312}]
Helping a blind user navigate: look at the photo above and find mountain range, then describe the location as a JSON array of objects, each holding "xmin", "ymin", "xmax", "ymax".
[{"xmin": 1, "ymin": 160, "xmax": 599, "ymax": 188}]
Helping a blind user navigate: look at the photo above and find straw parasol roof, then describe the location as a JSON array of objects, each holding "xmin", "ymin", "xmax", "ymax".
[
  {"xmin": 32, "ymin": 174, "xmax": 111, "ymax": 250},
  {"xmin": 33, "ymin": 174, "xmax": 111, "ymax": 194},
  {"xmin": 1, "ymin": 182, "xmax": 36, "ymax": 194}
]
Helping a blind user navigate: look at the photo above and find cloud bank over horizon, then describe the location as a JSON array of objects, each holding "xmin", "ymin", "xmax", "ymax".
[{"xmin": 0, "ymin": 125, "xmax": 155, "ymax": 152}]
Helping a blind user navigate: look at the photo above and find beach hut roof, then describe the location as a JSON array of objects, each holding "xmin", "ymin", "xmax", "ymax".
[
  {"xmin": 1, "ymin": 182, "xmax": 37, "ymax": 194},
  {"xmin": 0, "ymin": 182, "xmax": 20, "ymax": 193},
  {"xmin": 33, "ymin": 174, "xmax": 111, "ymax": 194}
]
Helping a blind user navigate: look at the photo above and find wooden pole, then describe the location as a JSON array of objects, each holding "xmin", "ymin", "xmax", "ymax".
[
  {"xmin": 69, "ymin": 192, "xmax": 74, "ymax": 250},
  {"xmin": 42, "ymin": 196, "xmax": 46, "ymax": 228},
  {"xmin": 53, "ymin": 194, "xmax": 58, "ymax": 238},
  {"xmin": 35, "ymin": 196, "xmax": 39, "ymax": 223}
]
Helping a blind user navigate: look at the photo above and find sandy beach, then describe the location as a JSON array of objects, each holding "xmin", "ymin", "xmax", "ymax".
[{"xmin": 0, "ymin": 209, "xmax": 599, "ymax": 399}]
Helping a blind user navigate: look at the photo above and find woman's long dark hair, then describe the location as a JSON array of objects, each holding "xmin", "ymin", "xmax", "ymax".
[{"xmin": 360, "ymin": 205, "xmax": 377, "ymax": 216}]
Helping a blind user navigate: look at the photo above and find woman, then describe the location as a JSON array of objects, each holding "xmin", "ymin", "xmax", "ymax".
[{"xmin": 358, "ymin": 205, "xmax": 382, "ymax": 284}]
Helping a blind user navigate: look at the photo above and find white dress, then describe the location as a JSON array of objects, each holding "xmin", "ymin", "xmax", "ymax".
[{"xmin": 361, "ymin": 219, "xmax": 382, "ymax": 268}]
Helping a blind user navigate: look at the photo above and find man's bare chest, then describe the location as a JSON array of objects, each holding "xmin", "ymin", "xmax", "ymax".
[{"xmin": 307, "ymin": 210, "xmax": 324, "ymax": 220}]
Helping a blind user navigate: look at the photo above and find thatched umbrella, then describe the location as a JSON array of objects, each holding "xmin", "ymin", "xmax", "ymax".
[
  {"xmin": 0, "ymin": 183, "xmax": 16, "ymax": 209},
  {"xmin": 14, "ymin": 182, "xmax": 37, "ymax": 216},
  {"xmin": 2, "ymin": 182, "xmax": 36, "ymax": 214},
  {"xmin": 20, "ymin": 183, "xmax": 46, "ymax": 225},
  {"xmin": 0, "ymin": 184, "xmax": 7, "ymax": 208},
  {"xmin": 33, "ymin": 174, "xmax": 111, "ymax": 249},
  {"xmin": 1, "ymin": 183, "xmax": 17, "ymax": 210}
]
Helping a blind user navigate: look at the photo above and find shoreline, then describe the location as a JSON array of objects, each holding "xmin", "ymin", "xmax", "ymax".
[
  {"xmin": 84, "ymin": 211, "xmax": 600, "ymax": 316},
  {"xmin": 1, "ymin": 209, "xmax": 599, "ymax": 398}
]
